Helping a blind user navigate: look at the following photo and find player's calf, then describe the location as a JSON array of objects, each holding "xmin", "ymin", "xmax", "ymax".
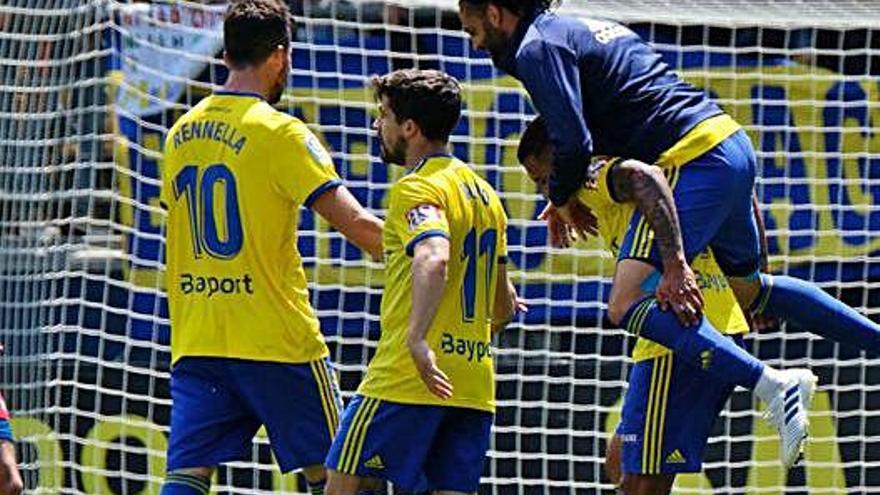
[
  {"xmin": 731, "ymin": 272, "xmax": 880, "ymax": 355},
  {"xmin": 605, "ymin": 434, "xmax": 622, "ymax": 486}
]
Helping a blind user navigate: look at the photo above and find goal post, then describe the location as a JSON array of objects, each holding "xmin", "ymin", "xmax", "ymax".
[{"xmin": 0, "ymin": 0, "xmax": 878, "ymax": 493}]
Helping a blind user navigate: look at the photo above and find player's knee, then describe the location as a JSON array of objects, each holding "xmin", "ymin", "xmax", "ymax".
[{"xmin": 607, "ymin": 296, "xmax": 635, "ymax": 327}]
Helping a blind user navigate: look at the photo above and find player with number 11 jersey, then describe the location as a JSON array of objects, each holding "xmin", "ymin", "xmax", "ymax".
[{"xmin": 326, "ymin": 69, "xmax": 519, "ymax": 495}]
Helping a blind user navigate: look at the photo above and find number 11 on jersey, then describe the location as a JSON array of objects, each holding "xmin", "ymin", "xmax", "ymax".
[{"xmin": 461, "ymin": 227, "xmax": 498, "ymax": 322}]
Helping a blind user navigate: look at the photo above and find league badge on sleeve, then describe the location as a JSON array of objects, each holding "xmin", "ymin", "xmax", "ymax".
[
  {"xmin": 406, "ymin": 204, "xmax": 442, "ymax": 231},
  {"xmin": 305, "ymin": 132, "xmax": 332, "ymax": 165}
]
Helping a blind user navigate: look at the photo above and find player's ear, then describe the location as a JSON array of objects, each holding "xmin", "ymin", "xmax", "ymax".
[
  {"xmin": 267, "ymin": 46, "xmax": 286, "ymax": 69},
  {"xmin": 401, "ymin": 118, "xmax": 419, "ymax": 139},
  {"xmin": 486, "ymin": 3, "xmax": 502, "ymax": 28}
]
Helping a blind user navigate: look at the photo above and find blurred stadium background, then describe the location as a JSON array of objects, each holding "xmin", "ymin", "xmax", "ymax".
[{"xmin": 1, "ymin": 0, "xmax": 880, "ymax": 493}]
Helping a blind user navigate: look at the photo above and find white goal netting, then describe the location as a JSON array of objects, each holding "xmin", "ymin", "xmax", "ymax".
[{"xmin": 1, "ymin": 0, "xmax": 879, "ymax": 493}]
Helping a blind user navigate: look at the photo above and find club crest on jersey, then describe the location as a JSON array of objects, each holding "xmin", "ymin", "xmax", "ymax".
[
  {"xmin": 406, "ymin": 204, "xmax": 442, "ymax": 231},
  {"xmin": 305, "ymin": 132, "xmax": 332, "ymax": 165}
]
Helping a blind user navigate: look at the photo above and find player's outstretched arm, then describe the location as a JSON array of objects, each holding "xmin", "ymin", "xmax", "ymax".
[
  {"xmin": 516, "ymin": 39, "xmax": 593, "ymax": 208},
  {"xmin": 609, "ymin": 159, "xmax": 704, "ymax": 325},
  {"xmin": 407, "ymin": 236, "xmax": 454, "ymax": 400},
  {"xmin": 311, "ymin": 186, "xmax": 385, "ymax": 261},
  {"xmin": 0, "ymin": 441, "xmax": 22, "ymax": 495}
]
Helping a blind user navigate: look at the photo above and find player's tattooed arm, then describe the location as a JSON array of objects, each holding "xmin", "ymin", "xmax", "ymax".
[
  {"xmin": 608, "ymin": 159, "xmax": 684, "ymax": 266},
  {"xmin": 609, "ymin": 159, "xmax": 704, "ymax": 325}
]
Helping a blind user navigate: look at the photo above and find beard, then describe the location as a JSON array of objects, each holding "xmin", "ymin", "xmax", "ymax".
[
  {"xmin": 379, "ymin": 131, "xmax": 407, "ymax": 165},
  {"xmin": 268, "ymin": 64, "xmax": 287, "ymax": 104},
  {"xmin": 484, "ymin": 22, "xmax": 511, "ymax": 67}
]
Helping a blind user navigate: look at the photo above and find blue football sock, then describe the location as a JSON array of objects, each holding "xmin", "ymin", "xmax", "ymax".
[
  {"xmin": 622, "ymin": 297, "xmax": 765, "ymax": 389},
  {"xmin": 160, "ymin": 472, "xmax": 210, "ymax": 495},
  {"xmin": 753, "ymin": 274, "xmax": 880, "ymax": 355}
]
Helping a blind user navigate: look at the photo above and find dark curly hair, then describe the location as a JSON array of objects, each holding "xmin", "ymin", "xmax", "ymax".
[
  {"xmin": 372, "ymin": 69, "xmax": 462, "ymax": 142},
  {"xmin": 224, "ymin": 0, "xmax": 293, "ymax": 70},
  {"xmin": 458, "ymin": 0, "xmax": 558, "ymax": 16},
  {"xmin": 517, "ymin": 115, "xmax": 550, "ymax": 165}
]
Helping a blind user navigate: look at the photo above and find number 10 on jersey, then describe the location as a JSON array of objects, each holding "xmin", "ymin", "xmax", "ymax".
[{"xmin": 173, "ymin": 163, "xmax": 244, "ymax": 259}]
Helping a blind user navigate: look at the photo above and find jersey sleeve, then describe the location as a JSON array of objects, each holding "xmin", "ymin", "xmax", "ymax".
[
  {"xmin": 516, "ymin": 38, "xmax": 593, "ymax": 207},
  {"xmin": 271, "ymin": 122, "xmax": 342, "ymax": 208},
  {"xmin": 495, "ymin": 200, "xmax": 509, "ymax": 262},
  {"xmin": 595, "ymin": 156, "xmax": 623, "ymax": 205},
  {"xmin": 389, "ymin": 176, "xmax": 450, "ymax": 257}
]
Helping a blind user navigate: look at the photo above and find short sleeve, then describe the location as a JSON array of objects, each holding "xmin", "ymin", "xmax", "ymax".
[
  {"xmin": 495, "ymin": 201, "xmax": 509, "ymax": 261},
  {"xmin": 594, "ymin": 156, "xmax": 623, "ymax": 205},
  {"xmin": 389, "ymin": 176, "xmax": 450, "ymax": 257},
  {"xmin": 271, "ymin": 122, "xmax": 341, "ymax": 207}
]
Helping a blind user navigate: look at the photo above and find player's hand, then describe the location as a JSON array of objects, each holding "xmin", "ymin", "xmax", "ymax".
[
  {"xmin": 515, "ymin": 296, "xmax": 529, "ymax": 314},
  {"xmin": 538, "ymin": 204, "xmax": 575, "ymax": 248},
  {"xmin": 555, "ymin": 200, "xmax": 599, "ymax": 240},
  {"xmin": 408, "ymin": 339, "xmax": 453, "ymax": 399},
  {"xmin": 656, "ymin": 259, "xmax": 704, "ymax": 326}
]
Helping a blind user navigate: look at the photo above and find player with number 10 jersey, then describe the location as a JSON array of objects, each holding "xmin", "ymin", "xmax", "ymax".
[{"xmin": 158, "ymin": 2, "xmax": 383, "ymax": 493}]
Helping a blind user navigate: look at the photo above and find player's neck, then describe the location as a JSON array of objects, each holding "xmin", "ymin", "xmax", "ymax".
[
  {"xmin": 404, "ymin": 141, "xmax": 449, "ymax": 170},
  {"xmin": 223, "ymin": 71, "xmax": 271, "ymax": 101}
]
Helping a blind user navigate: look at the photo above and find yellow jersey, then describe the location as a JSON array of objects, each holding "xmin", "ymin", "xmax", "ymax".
[
  {"xmin": 161, "ymin": 91, "xmax": 341, "ymax": 365},
  {"xmin": 576, "ymin": 158, "xmax": 748, "ymax": 362},
  {"xmin": 358, "ymin": 155, "xmax": 508, "ymax": 413}
]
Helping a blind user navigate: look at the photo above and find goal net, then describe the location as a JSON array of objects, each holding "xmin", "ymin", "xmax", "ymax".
[{"xmin": 1, "ymin": 0, "xmax": 879, "ymax": 493}]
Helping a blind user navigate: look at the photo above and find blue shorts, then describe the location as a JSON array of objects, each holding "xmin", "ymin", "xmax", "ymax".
[
  {"xmin": 325, "ymin": 395, "xmax": 493, "ymax": 492},
  {"xmin": 619, "ymin": 130, "xmax": 761, "ymax": 277},
  {"xmin": 167, "ymin": 356, "xmax": 342, "ymax": 473},
  {"xmin": 0, "ymin": 420, "xmax": 12, "ymax": 442},
  {"xmin": 616, "ymin": 338, "xmax": 743, "ymax": 475}
]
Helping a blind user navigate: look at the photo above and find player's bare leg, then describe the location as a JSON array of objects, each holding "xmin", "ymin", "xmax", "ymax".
[
  {"xmin": 610, "ymin": 259, "xmax": 813, "ymax": 468},
  {"xmin": 303, "ymin": 464, "xmax": 329, "ymax": 494},
  {"xmin": 605, "ymin": 429, "xmax": 674, "ymax": 495},
  {"xmin": 605, "ymin": 434, "xmax": 623, "ymax": 489},
  {"xmin": 621, "ymin": 473, "xmax": 675, "ymax": 495},
  {"xmin": 607, "ymin": 259, "xmax": 656, "ymax": 325},
  {"xmin": 160, "ymin": 467, "xmax": 213, "ymax": 495},
  {"xmin": 325, "ymin": 469, "xmax": 361, "ymax": 495},
  {"xmin": 727, "ymin": 275, "xmax": 761, "ymax": 312},
  {"xmin": 0, "ymin": 440, "xmax": 23, "ymax": 495}
]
